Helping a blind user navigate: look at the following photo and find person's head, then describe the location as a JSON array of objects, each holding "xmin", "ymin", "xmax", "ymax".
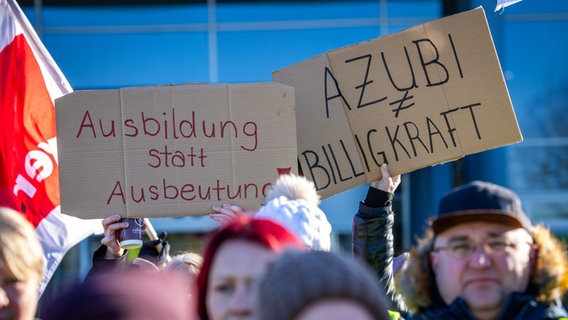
[
  {"xmin": 0, "ymin": 207, "xmax": 44, "ymax": 320},
  {"xmin": 43, "ymin": 269, "xmax": 194, "ymax": 320},
  {"xmin": 257, "ymin": 250, "xmax": 390, "ymax": 320},
  {"xmin": 257, "ymin": 174, "xmax": 331, "ymax": 251},
  {"xmin": 264, "ymin": 174, "xmax": 320, "ymax": 207},
  {"xmin": 255, "ymin": 196, "xmax": 331, "ymax": 251},
  {"xmin": 164, "ymin": 252, "xmax": 203, "ymax": 276},
  {"xmin": 196, "ymin": 216, "xmax": 305, "ymax": 320},
  {"xmin": 397, "ymin": 181, "xmax": 568, "ymax": 318},
  {"xmin": 163, "ymin": 252, "xmax": 203, "ymax": 298}
]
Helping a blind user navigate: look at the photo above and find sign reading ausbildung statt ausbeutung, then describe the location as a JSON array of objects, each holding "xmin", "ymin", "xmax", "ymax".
[{"xmin": 55, "ymin": 82, "xmax": 297, "ymax": 219}]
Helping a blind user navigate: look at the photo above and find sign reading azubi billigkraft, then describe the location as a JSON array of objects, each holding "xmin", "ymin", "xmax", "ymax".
[
  {"xmin": 273, "ymin": 7, "xmax": 522, "ymax": 199},
  {"xmin": 55, "ymin": 82, "xmax": 297, "ymax": 219}
]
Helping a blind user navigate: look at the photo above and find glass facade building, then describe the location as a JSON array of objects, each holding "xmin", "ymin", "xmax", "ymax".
[{"xmin": 16, "ymin": 0, "xmax": 567, "ymax": 309}]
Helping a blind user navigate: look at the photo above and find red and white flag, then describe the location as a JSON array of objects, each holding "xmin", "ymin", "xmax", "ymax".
[{"xmin": 0, "ymin": 0, "xmax": 102, "ymax": 295}]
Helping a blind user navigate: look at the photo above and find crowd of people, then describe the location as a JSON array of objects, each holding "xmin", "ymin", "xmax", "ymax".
[{"xmin": 2, "ymin": 165, "xmax": 568, "ymax": 319}]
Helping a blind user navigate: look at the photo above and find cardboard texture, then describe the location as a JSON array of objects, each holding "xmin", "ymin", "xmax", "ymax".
[
  {"xmin": 56, "ymin": 83, "xmax": 297, "ymax": 219},
  {"xmin": 273, "ymin": 7, "xmax": 522, "ymax": 199}
]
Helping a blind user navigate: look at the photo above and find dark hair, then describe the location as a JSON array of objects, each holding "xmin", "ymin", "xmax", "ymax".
[{"xmin": 196, "ymin": 216, "xmax": 304, "ymax": 319}]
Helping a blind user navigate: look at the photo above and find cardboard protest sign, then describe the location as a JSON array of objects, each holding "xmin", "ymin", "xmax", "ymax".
[
  {"xmin": 273, "ymin": 7, "xmax": 522, "ymax": 199},
  {"xmin": 55, "ymin": 83, "xmax": 297, "ymax": 219}
]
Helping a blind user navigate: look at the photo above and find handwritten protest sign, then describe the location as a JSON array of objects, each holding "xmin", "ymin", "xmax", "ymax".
[
  {"xmin": 55, "ymin": 83, "xmax": 297, "ymax": 219},
  {"xmin": 273, "ymin": 7, "xmax": 522, "ymax": 199}
]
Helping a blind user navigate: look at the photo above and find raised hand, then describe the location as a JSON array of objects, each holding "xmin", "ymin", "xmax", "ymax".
[
  {"xmin": 209, "ymin": 203, "xmax": 245, "ymax": 226},
  {"xmin": 99, "ymin": 214, "xmax": 129, "ymax": 258},
  {"xmin": 370, "ymin": 163, "xmax": 401, "ymax": 193}
]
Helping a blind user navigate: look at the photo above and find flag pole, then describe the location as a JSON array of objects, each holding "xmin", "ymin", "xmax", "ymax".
[{"xmin": 144, "ymin": 218, "xmax": 158, "ymax": 241}]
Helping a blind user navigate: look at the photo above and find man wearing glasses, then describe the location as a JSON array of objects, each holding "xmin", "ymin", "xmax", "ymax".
[
  {"xmin": 354, "ymin": 166, "xmax": 568, "ymax": 319},
  {"xmin": 397, "ymin": 180, "xmax": 568, "ymax": 319}
]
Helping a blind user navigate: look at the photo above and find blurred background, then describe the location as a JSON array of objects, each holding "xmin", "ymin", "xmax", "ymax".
[{"xmin": 16, "ymin": 0, "xmax": 567, "ymax": 308}]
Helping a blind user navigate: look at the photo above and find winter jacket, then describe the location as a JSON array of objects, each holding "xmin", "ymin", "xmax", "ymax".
[
  {"xmin": 406, "ymin": 292, "xmax": 568, "ymax": 320},
  {"xmin": 352, "ymin": 186, "xmax": 407, "ymax": 313},
  {"xmin": 353, "ymin": 186, "xmax": 568, "ymax": 320}
]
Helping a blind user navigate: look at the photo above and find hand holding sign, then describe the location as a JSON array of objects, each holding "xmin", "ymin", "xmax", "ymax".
[
  {"xmin": 370, "ymin": 164, "xmax": 401, "ymax": 194},
  {"xmin": 209, "ymin": 203, "xmax": 246, "ymax": 226}
]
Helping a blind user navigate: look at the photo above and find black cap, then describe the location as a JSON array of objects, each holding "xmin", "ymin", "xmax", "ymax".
[{"xmin": 431, "ymin": 181, "xmax": 532, "ymax": 235}]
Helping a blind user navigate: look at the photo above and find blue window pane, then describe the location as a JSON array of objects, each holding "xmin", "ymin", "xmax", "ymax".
[
  {"xmin": 41, "ymin": 5, "xmax": 208, "ymax": 27},
  {"xmin": 217, "ymin": 2, "xmax": 382, "ymax": 23},
  {"xmin": 504, "ymin": 20, "xmax": 568, "ymax": 138},
  {"xmin": 387, "ymin": 0, "xmax": 441, "ymax": 18},
  {"xmin": 44, "ymin": 32, "xmax": 209, "ymax": 88},
  {"xmin": 217, "ymin": 27, "xmax": 380, "ymax": 82},
  {"xmin": 508, "ymin": 145, "xmax": 568, "ymax": 191},
  {"xmin": 524, "ymin": 200, "xmax": 568, "ymax": 235},
  {"xmin": 531, "ymin": 202, "xmax": 568, "ymax": 221}
]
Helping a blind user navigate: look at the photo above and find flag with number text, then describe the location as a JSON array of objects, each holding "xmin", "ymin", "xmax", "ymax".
[{"xmin": 0, "ymin": 0, "xmax": 102, "ymax": 296}]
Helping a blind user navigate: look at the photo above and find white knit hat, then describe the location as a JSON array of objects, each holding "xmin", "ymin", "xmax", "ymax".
[{"xmin": 255, "ymin": 196, "xmax": 332, "ymax": 251}]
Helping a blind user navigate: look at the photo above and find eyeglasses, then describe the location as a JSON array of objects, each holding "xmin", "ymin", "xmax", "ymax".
[{"xmin": 432, "ymin": 238, "xmax": 532, "ymax": 259}]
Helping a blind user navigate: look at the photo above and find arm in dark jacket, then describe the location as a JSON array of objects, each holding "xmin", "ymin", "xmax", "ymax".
[
  {"xmin": 84, "ymin": 244, "xmax": 127, "ymax": 280},
  {"xmin": 353, "ymin": 186, "xmax": 406, "ymax": 313}
]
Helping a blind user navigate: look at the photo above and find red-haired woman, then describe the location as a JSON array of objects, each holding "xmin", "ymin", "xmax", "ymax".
[{"xmin": 196, "ymin": 216, "xmax": 304, "ymax": 320}]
